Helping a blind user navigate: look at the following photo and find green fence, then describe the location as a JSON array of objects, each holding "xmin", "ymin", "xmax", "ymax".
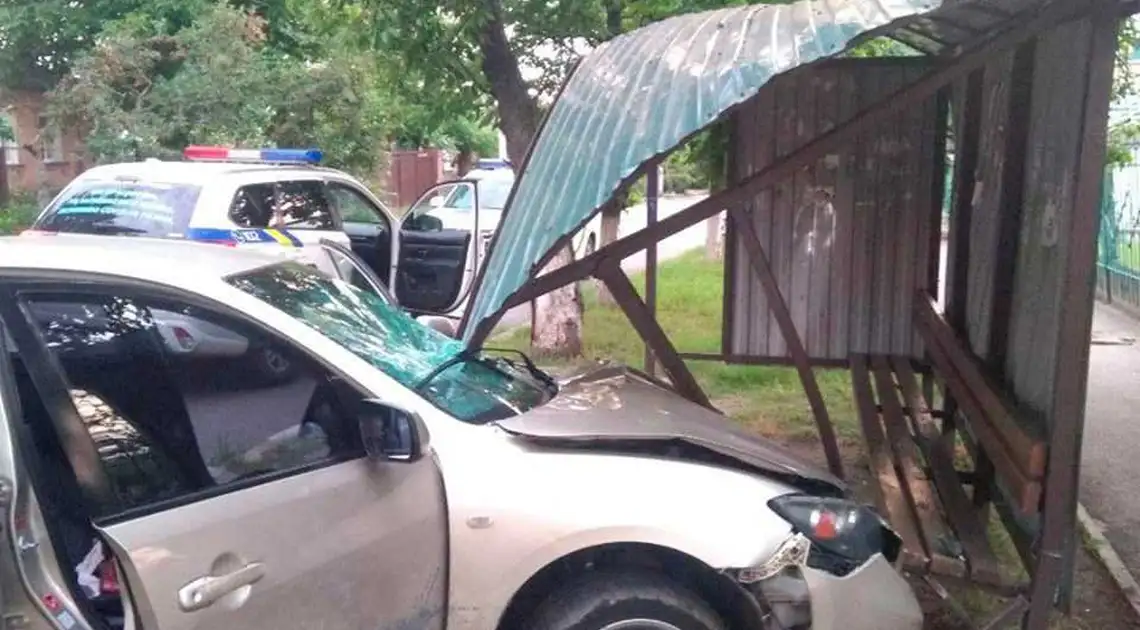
[{"xmin": 1097, "ymin": 165, "xmax": 1140, "ymax": 310}]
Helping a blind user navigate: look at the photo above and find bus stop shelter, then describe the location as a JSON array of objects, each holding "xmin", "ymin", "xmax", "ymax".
[{"xmin": 458, "ymin": 0, "xmax": 1132, "ymax": 626}]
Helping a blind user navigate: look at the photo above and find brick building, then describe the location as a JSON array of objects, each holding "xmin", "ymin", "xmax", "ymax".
[{"xmin": 1, "ymin": 90, "xmax": 85, "ymax": 197}]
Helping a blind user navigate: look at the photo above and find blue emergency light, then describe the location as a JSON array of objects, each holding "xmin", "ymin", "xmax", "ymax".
[{"xmin": 183, "ymin": 145, "xmax": 324, "ymax": 165}]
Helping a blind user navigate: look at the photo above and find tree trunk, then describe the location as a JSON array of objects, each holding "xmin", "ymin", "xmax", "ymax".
[
  {"xmin": 531, "ymin": 245, "xmax": 584, "ymax": 358},
  {"xmin": 478, "ymin": 0, "xmax": 582, "ymax": 356},
  {"xmin": 456, "ymin": 149, "xmax": 474, "ymax": 176},
  {"xmin": 479, "ymin": 1, "xmax": 539, "ymax": 166},
  {"xmin": 706, "ymin": 212, "xmax": 724, "ymax": 260},
  {"xmin": 0, "ymin": 153, "xmax": 9, "ymax": 208}
]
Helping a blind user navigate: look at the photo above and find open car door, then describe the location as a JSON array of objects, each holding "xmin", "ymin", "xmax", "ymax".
[
  {"xmin": 395, "ymin": 181, "xmax": 482, "ymax": 316},
  {"xmin": 315, "ymin": 238, "xmax": 397, "ymax": 304},
  {"xmin": 317, "ymin": 239, "xmax": 458, "ymax": 337}
]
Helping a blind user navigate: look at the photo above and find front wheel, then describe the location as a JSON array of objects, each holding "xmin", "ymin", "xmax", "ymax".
[
  {"xmin": 527, "ymin": 572, "xmax": 726, "ymax": 630},
  {"xmin": 245, "ymin": 345, "xmax": 297, "ymax": 385}
]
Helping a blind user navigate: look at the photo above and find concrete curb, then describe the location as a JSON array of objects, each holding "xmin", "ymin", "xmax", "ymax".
[{"xmin": 1076, "ymin": 502, "xmax": 1140, "ymax": 619}]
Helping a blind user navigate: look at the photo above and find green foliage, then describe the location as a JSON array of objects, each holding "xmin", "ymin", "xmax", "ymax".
[
  {"xmin": 48, "ymin": 4, "xmax": 398, "ymax": 178},
  {"xmin": 1107, "ymin": 123, "xmax": 1140, "ymax": 167},
  {"xmin": 0, "ymin": 113, "xmax": 12, "ymax": 143},
  {"xmin": 0, "ymin": 193, "xmax": 41, "ymax": 235}
]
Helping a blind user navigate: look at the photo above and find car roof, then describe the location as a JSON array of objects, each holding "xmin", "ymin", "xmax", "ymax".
[
  {"xmin": 0, "ymin": 234, "xmax": 284, "ymax": 287},
  {"xmin": 69, "ymin": 160, "xmax": 342, "ymax": 186},
  {"xmin": 463, "ymin": 167, "xmax": 514, "ymax": 182}
]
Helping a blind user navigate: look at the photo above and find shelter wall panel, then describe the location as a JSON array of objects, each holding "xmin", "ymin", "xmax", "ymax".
[
  {"xmin": 963, "ymin": 54, "xmax": 1016, "ymax": 359},
  {"xmin": 1006, "ymin": 20, "xmax": 1094, "ymax": 428},
  {"xmin": 726, "ymin": 60, "xmax": 942, "ymax": 363}
]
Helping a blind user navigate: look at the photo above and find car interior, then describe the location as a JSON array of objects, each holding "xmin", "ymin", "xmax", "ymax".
[
  {"xmin": 395, "ymin": 214, "xmax": 472, "ymax": 313},
  {"xmin": 1, "ymin": 298, "xmax": 367, "ymax": 630}
]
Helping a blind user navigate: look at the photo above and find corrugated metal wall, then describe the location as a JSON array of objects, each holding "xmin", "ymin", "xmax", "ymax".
[{"xmin": 724, "ymin": 59, "xmax": 944, "ymax": 363}]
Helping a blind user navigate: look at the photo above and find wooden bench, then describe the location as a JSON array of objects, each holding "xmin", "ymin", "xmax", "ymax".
[{"xmin": 848, "ymin": 293, "xmax": 1047, "ymax": 591}]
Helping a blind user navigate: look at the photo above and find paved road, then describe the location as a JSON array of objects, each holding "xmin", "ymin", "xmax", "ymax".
[
  {"xmin": 1080, "ymin": 302, "xmax": 1140, "ymax": 574},
  {"xmin": 499, "ymin": 193, "xmax": 711, "ymax": 329}
]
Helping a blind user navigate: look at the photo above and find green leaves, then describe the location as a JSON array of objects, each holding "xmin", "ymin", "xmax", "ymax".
[{"xmin": 48, "ymin": 3, "xmax": 398, "ymax": 177}]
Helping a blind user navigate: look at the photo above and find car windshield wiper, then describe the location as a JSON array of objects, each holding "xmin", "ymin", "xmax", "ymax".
[
  {"xmin": 412, "ymin": 347, "xmax": 557, "ymax": 395},
  {"xmin": 413, "ymin": 347, "xmax": 481, "ymax": 392},
  {"xmin": 482, "ymin": 347, "xmax": 557, "ymax": 392}
]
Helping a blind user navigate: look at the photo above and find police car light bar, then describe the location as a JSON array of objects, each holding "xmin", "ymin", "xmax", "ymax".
[{"xmin": 182, "ymin": 145, "xmax": 324, "ymax": 165}]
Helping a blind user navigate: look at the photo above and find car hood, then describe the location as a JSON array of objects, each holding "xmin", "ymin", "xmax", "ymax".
[{"xmin": 494, "ymin": 364, "xmax": 844, "ymax": 495}]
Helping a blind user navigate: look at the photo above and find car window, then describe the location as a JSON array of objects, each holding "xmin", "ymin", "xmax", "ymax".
[
  {"xmin": 441, "ymin": 176, "xmax": 511, "ymax": 211},
  {"xmin": 229, "ymin": 183, "xmax": 276, "ymax": 228},
  {"xmin": 20, "ymin": 294, "xmax": 364, "ymax": 520},
  {"xmin": 276, "ymin": 180, "xmax": 335, "ymax": 230},
  {"xmin": 35, "ymin": 181, "xmax": 201, "ymax": 237},
  {"xmin": 228, "ymin": 261, "xmax": 551, "ymax": 423},
  {"xmin": 327, "ymin": 183, "xmax": 388, "ymax": 226},
  {"xmin": 228, "ymin": 180, "xmax": 335, "ymax": 230}
]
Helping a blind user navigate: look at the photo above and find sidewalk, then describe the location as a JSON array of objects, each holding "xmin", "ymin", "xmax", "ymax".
[{"xmin": 1081, "ymin": 301, "xmax": 1140, "ymax": 575}]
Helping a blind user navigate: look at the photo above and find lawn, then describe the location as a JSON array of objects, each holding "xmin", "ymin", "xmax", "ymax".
[{"xmin": 495, "ymin": 249, "xmax": 861, "ymax": 446}]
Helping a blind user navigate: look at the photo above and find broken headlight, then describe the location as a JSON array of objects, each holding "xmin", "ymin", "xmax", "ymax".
[{"xmin": 768, "ymin": 494, "xmax": 901, "ymax": 576}]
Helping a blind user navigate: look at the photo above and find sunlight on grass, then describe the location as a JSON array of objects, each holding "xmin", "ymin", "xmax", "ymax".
[{"xmin": 496, "ymin": 249, "xmax": 859, "ymax": 443}]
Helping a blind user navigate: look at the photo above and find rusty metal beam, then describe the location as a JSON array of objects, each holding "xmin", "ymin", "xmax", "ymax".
[
  {"xmin": 466, "ymin": 0, "xmax": 1099, "ymax": 349},
  {"xmin": 729, "ymin": 207, "xmax": 844, "ymax": 478},
  {"xmin": 596, "ymin": 265, "xmax": 713, "ymax": 410},
  {"xmin": 1025, "ymin": 13, "xmax": 1120, "ymax": 628}
]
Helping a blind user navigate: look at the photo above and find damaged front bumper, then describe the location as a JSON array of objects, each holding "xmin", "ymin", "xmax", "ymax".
[{"xmin": 726, "ymin": 533, "xmax": 923, "ymax": 630}]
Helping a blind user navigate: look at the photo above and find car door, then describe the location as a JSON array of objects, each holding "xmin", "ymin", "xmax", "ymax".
[
  {"xmin": 396, "ymin": 181, "xmax": 482, "ymax": 315},
  {"xmin": 314, "ymin": 238, "xmax": 397, "ymax": 305},
  {"xmin": 0, "ymin": 282, "xmax": 448, "ymax": 630},
  {"xmin": 324, "ymin": 182, "xmax": 397, "ymax": 289}
]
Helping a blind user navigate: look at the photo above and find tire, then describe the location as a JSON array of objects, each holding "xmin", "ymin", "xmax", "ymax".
[
  {"xmin": 526, "ymin": 571, "xmax": 727, "ymax": 630},
  {"xmin": 245, "ymin": 345, "xmax": 297, "ymax": 385}
]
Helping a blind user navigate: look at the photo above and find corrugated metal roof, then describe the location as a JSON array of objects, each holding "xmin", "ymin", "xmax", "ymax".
[{"xmin": 460, "ymin": 0, "xmax": 1036, "ymax": 345}]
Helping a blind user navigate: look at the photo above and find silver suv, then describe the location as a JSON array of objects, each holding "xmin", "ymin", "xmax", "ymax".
[{"xmin": 0, "ymin": 235, "xmax": 921, "ymax": 630}]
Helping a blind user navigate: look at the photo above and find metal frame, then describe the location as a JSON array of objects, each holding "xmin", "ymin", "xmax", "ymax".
[{"xmin": 466, "ymin": 0, "xmax": 1100, "ymax": 351}]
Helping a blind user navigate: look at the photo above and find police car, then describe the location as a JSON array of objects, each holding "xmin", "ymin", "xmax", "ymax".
[{"xmin": 27, "ymin": 146, "xmax": 494, "ymax": 327}]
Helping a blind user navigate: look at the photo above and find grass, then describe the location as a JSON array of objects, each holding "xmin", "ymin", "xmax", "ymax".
[{"xmin": 494, "ymin": 249, "xmax": 859, "ymax": 443}]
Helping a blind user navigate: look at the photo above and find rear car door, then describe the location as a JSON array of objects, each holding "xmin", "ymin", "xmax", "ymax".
[
  {"xmin": 397, "ymin": 181, "xmax": 481, "ymax": 315},
  {"xmin": 0, "ymin": 282, "xmax": 448, "ymax": 630}
]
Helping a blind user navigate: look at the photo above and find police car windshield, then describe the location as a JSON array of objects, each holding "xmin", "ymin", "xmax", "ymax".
[
  {"xmin": 228, "ymin": 261, "xmax": 551, "ymax": 423},
  {"xmin": 36, "ymin": 180, "xmax": 201, "ymax": 237}
]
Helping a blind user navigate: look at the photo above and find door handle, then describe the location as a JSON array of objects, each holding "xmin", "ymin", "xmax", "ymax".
[{"xmin": 177, "ymin": 562, "xmax": 265, "ymax": 612}]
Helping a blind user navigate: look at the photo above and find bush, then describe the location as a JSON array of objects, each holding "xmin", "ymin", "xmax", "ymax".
[{"xmin": 0, "ymin": 193, "xmax": 41, "ymax": 235}]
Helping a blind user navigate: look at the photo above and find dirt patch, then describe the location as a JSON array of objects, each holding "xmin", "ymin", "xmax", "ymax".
[{"xmin": 752, "ymin": 432, "xmax": 1140, "ymax": 629}]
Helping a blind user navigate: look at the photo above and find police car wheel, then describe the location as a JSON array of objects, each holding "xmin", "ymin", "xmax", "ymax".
[{"xmin": 247, "ymin": 346, "xmax": 296, "ymax": 383}]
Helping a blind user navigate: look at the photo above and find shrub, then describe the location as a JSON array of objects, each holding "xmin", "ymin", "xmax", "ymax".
[{"xmin": 0, "ymin": 193, "xmax": 41, "ymax": 235}]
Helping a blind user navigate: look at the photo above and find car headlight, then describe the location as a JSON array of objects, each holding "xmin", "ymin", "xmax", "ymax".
[{"xmin": 768, "ymin": 494, "xmax": 900, "ymax": 576}]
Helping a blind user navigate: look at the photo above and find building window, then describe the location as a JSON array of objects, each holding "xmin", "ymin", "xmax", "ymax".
[
  {"xmin": 1, "ymin": 112, "xmax": 18, "ymax": 165},
  {"xmin": 38, "ymin": 116, "xmax": 64, "ymax": 163}
]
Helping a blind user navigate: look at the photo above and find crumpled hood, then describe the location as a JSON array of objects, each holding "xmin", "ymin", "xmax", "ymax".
[{"xmin": 494, "ymin": 364, "xmax": 844, "ymax": 495}]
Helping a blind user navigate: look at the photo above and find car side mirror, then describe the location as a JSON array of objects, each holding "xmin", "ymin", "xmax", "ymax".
[
  {"xmin": 405, "ymin": 212, "xmax": 443, "ymax": 232},
  {"xmin": 357, "ymin": 399, "xmax": 424, "ymax": 462},
  {"xmin": 428, "ymin": 195, "xmax": 446, "ymax": 208}
]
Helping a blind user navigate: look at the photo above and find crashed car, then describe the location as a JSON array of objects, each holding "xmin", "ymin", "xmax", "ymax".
[{"xmin": 0, "ymin": 234, "xmax": 921, "ymax": 630}]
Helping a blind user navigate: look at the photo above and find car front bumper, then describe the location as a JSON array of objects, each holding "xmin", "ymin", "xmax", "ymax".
[
  {"xmin": 802, "ymin": 554, "xmax": 922, "ymax": 630},
  {"xmin": 737, "ymin": 551, "xmax": 922, "ymax": 630}
]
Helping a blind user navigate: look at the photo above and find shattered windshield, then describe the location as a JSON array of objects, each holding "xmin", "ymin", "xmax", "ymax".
[{"xmin": 227, "ymin": 262, "xmax": 551, "ymax": 423}]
